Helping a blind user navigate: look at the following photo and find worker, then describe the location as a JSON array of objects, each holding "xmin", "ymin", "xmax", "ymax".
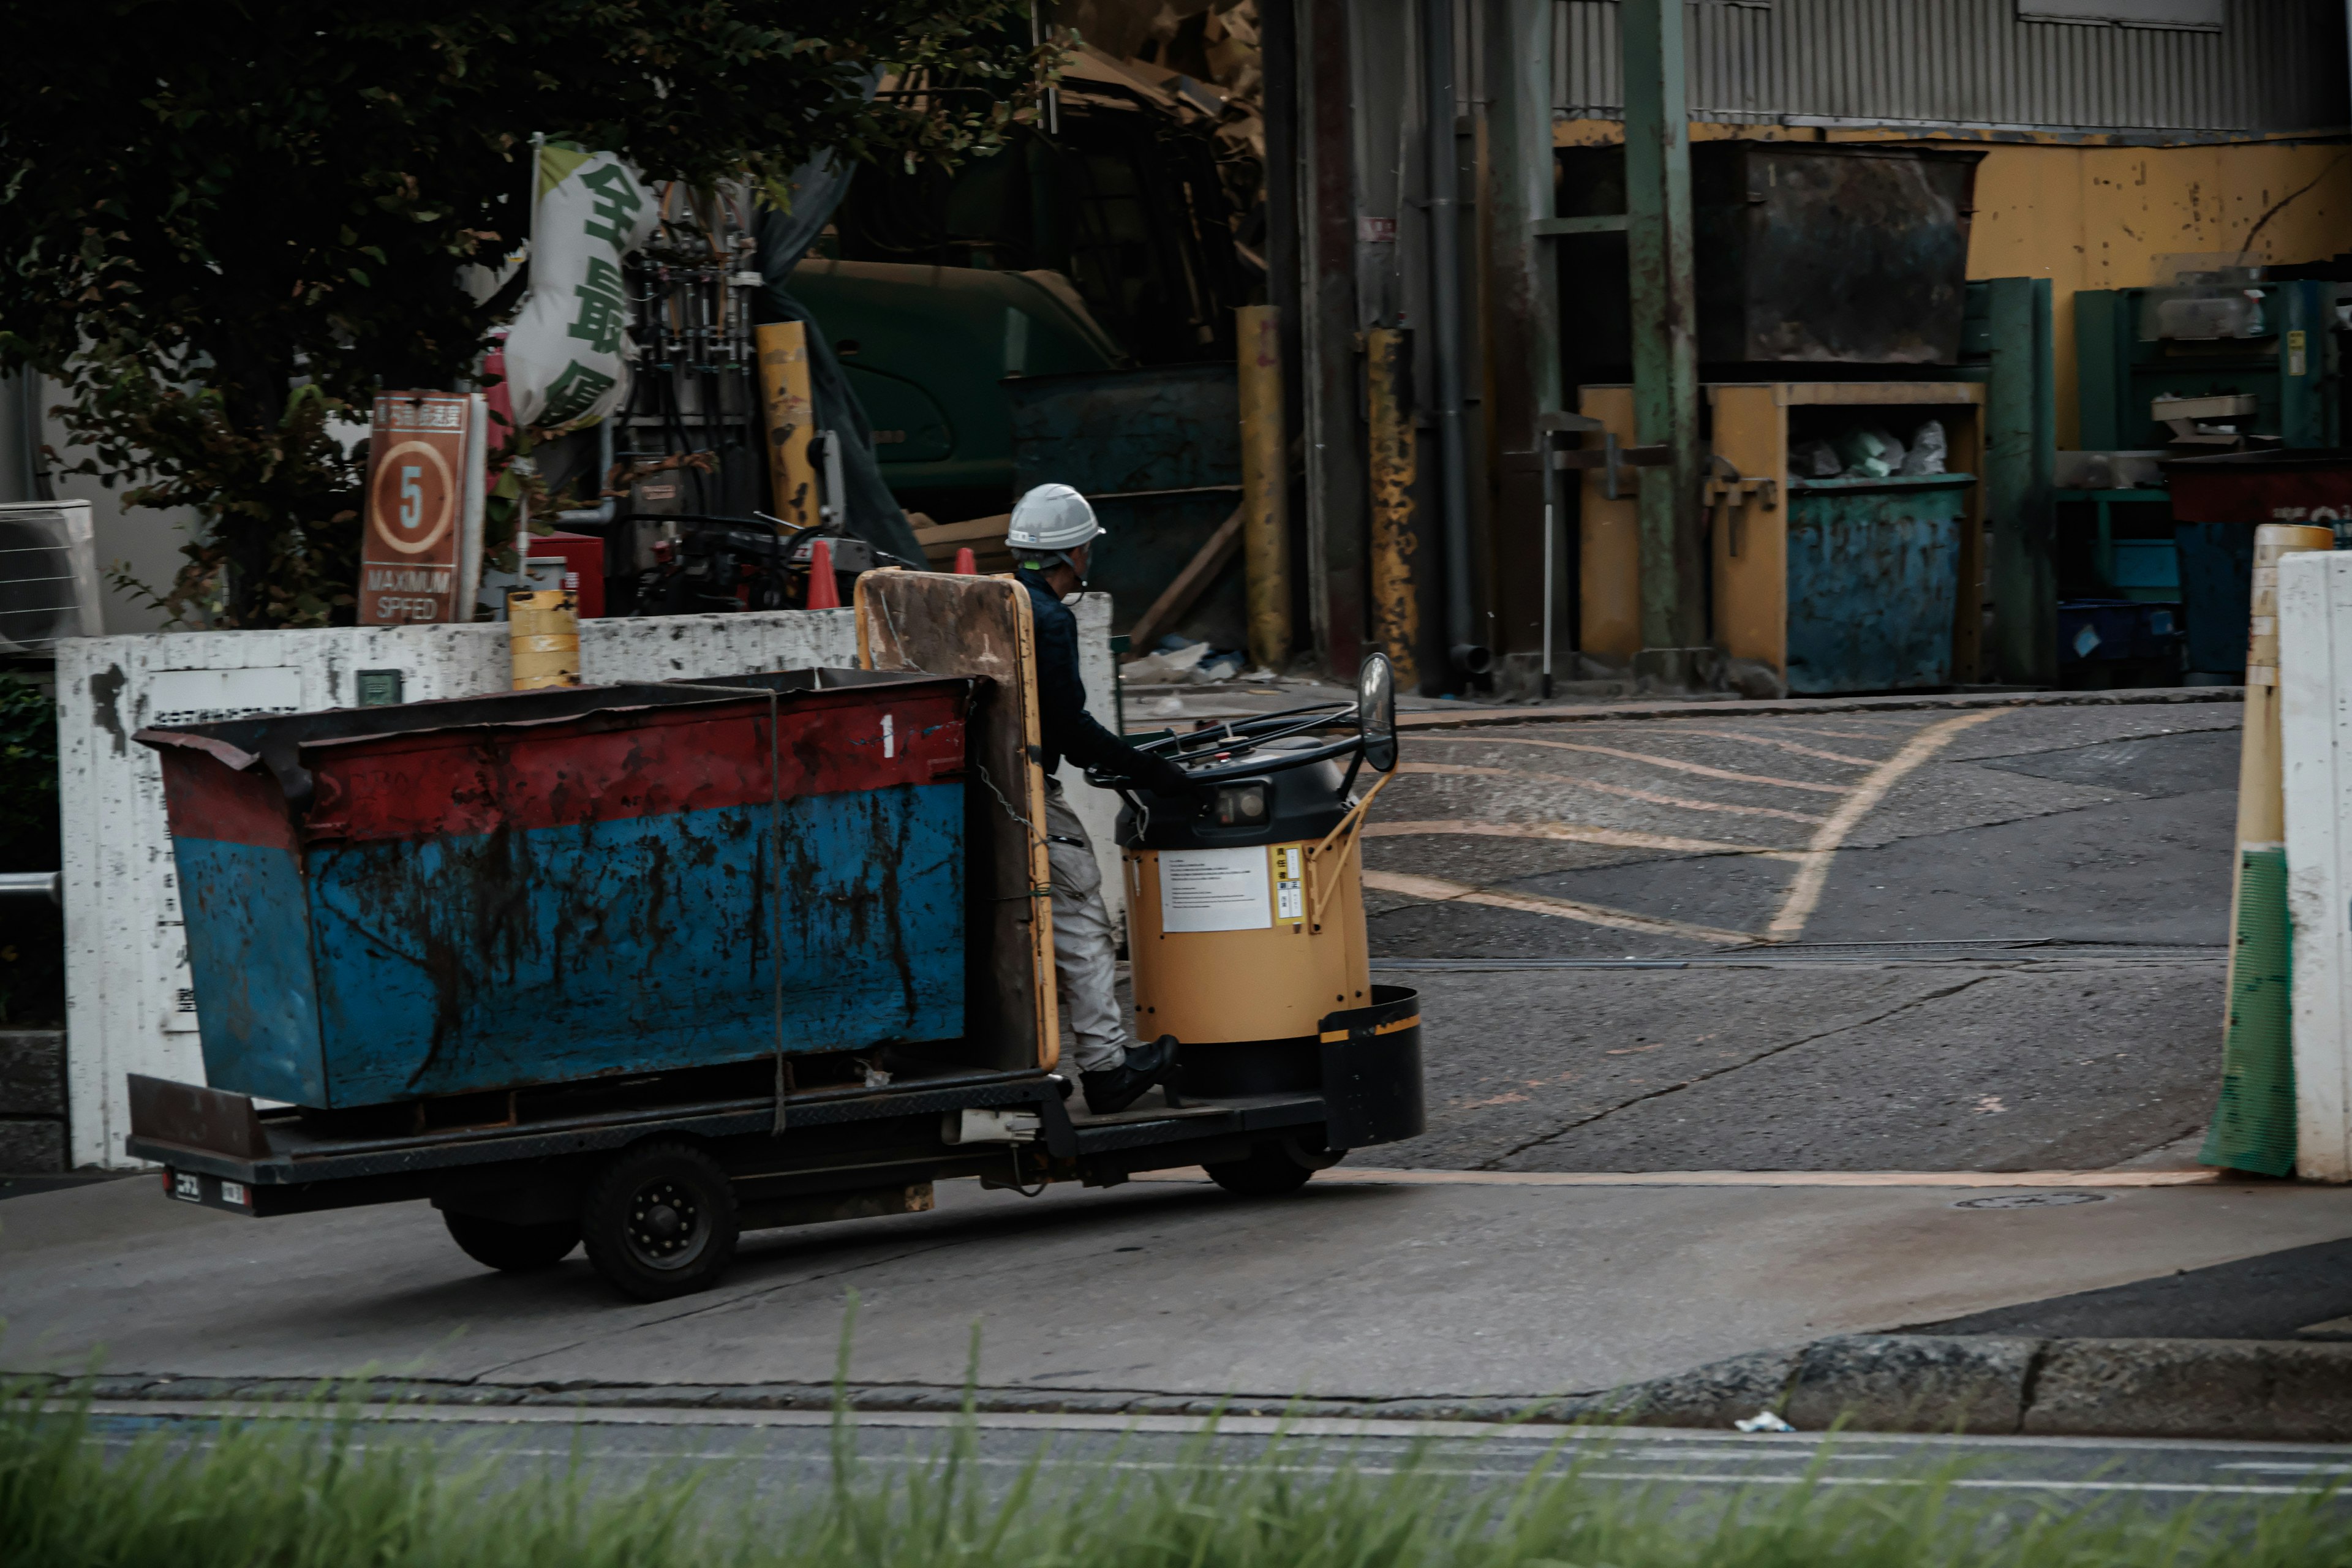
[{"xmin": 1009, "ymin": 483, "xmax": 1205, "ymax": 1115}]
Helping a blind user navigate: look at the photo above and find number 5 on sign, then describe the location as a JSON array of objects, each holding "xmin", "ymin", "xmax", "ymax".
[{"xmin": 358, "ymin": 391, "xmax": 486, "ymax": 626}]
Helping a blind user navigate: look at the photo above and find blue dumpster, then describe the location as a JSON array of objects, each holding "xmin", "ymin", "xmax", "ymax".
[{"xmin": 138, "ymin": 672, "xmax": 970, "ymax": 1109}]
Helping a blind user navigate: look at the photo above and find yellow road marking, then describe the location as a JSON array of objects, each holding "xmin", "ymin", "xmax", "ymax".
[
  {"xmin": 1365, "ymin": 819, "xmax": 1805, "ymax": 861},
  {"xmin": 1363, "ymin": 869, "xmax": 1754, "ymax": 945},
  {"xmin": 1136, "ymin": 1166, "xmax": 2221, "ymax": 1189},
  {"xmin": 1765, "ymin": 709, "xmax": 2008, "ymax": 941},
  {"xmin": 1647, "ymin": 728, "xmax": 1883, "ymax": 767},
  {"xmin": 1399, "ymin": 763, "xmax": 1828, "ymax": 824},
  {"xmin": 1414, "ymin": 734, "xmax": 1850, "ymax": 794}
]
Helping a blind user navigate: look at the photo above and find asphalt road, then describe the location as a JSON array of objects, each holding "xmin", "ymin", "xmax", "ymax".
[
  {"xmin": 1359, "ymin": 698, "xmax": 2242, "ymax": 1173},
  {"xmin": 69, "ymin": 1401, "xmax": 2352, "ymax": 1515}
]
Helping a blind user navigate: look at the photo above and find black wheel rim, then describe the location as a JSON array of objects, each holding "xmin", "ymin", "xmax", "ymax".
[{"xmin": 623, "ymin": 1177, "xmax": 708, "ymax": 1272}]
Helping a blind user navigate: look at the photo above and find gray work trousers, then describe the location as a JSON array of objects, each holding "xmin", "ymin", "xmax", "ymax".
[{"xmin": 1044, "ymin": 780, "xmax": 1127, "ymax": 1074}]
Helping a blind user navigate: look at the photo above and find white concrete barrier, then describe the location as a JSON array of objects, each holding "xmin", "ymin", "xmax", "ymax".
[
  {"xmin": 2277, "ymin": 549, "xmax": 2352, "ymax": 1181},
  {"xmin": 57, "ymin": 598, "xmax": 1123, "ymax": 1168}
]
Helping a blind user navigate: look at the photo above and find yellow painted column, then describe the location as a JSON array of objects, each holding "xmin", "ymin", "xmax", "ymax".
[
  {"xmin": 1237, "ymin": 304, "xmax": 1292, "ymax": 673},
  {"xmin": 508, "ymin": 589, "xmax": 581, "ymax": 690},
  {"xmin": 1365, "ymin": 328, "xmax": 1420, "ymax": 690},
  {"xmin": 755, "ymin": 321, "xmax": 818, "ymax": 527}
]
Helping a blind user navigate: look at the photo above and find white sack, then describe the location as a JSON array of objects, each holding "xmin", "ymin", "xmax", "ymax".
[{"xmin": 503, "ymin": 144, "xmax": 657, "ymax": 430}]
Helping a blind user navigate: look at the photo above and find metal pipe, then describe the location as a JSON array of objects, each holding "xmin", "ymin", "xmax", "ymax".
[
  {"xmin": 1422, "ymin": 0, "xmax": 1487, "ymax": 677},
  {"xmin": 0, "ymin": 871, "xmax": 60, "ymax": 905},
  {"xmin": 1365, "ymin": 327, "xmax": 1420, "ymax": 693},
  {"xmin": 1622, "ymin": 0, "xmax": 1705, "ymax": 686},
  {"xmin": 1237, "ymin": 303, "xmax": 1292, "ymax": 673},
  {"xmin": 555, "ymin": 411, "xmax": 617, "ymax": 527}
]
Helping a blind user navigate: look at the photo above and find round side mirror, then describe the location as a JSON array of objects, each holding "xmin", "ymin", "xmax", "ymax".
[{"xmin": 1357, "ymin": 652, "xmax": 1398, "ymax": 772}]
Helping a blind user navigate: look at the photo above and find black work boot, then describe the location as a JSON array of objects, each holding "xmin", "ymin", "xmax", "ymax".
[{"xmin": 1080, "ymin": 1035, "xmax": 1180, "ymax": 1115}]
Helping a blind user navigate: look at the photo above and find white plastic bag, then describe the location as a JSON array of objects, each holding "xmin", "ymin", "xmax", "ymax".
[
  {"xmin": 503, "ymin": 144, "xmax": 658, "ymax": 431},
  {"xmin": 1790, "ymin": 439, "xmax": 1842, "ymax": 478},
  {"xmin": 1901, "ymin": 418, "xmax": 1948, "ymax": 476},
  {"xmin": 1833, "ymin": 426, "xmax": 1907, "ymax": 480}
]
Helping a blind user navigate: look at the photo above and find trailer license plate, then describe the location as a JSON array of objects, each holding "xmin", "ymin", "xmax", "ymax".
[{"xmin": 164, "ymin": 1169, "xmax": 254, "ymax": 1213}]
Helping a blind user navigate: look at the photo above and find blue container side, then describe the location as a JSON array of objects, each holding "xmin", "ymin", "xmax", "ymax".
[
  {"xmin": 175, "ymin": 839, "xmax": 330, "ymax": 1106},
  {"xmin": 302, "ymin": 781, "xmax": 966, "ymax": 1105},
  {"xmin": 1784, "ymin": 486, "xmax": 1965, "ymax": 695}
]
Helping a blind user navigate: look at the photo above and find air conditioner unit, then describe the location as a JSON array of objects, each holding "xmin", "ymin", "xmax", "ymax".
[{"xmin": 0, "ymin": 500, "xmax": 102, "ymax": 653}]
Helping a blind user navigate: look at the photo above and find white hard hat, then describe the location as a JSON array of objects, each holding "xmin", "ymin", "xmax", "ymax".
[{"xmin": 1007, "ymin": 483, "xmax": 1103, "ymax": 554}]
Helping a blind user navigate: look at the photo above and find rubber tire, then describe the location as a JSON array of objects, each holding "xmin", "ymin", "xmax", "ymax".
[
  {"xmin": 1203, "ymin": 1144, "xmax": 1321, "ymax": 1197},
  {"xmin": 579, "ymin": 1139, "xmax": 739, "ymax": 1302},
  {"xmin": 443, "ymin": 1211, "xmax": 581, "ymax": 1272}
]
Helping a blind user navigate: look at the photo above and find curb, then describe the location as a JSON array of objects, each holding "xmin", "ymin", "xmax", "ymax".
[
  {"xmin": 23, "ymin": 1334, "xmax": 2352, "ymax": 1439},
  {"xmin": 1396, "ymin": 685, "xmax": 2243, "ymax": 731}
]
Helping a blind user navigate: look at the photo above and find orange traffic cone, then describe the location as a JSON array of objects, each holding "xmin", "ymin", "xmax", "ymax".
[
  {"xmin": 805, "ymin": 538, "xmax": 840, "ymax": 609},
  {"xmin": 953, "ymin": 546, "xmax": 978, "ymax": 576}
]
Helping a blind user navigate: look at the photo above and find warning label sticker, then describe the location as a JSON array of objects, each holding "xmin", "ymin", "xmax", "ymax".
[{"xmin": 1159, "ymin": 848, "xmax": 1272, "ymax": 933}]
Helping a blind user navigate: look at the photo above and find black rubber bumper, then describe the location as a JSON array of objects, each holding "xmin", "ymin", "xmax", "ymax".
[{"xmin": 1317, "ymin": 984, "xmax": 1425, "ymax": 1149}]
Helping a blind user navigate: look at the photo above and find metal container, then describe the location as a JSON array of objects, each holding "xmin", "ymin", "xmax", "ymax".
[
  {"xmin": 1555, "ymin": 143, "xmax": 1981, "ymax": 370},
  {"xmin": 1783, "ymin": 474, "xmax": 1969, "ymax": 693},
  {"xmin": 1006, "ymin": 363, "xmax": 1242, "ymax": 645},
  {"xmin": 2163, "ymin": 451, "xmax": 2352, "ymax": 676},
  {"xmin": 2059, "ymin": 599, "xmax": 2185, "ymax": 671},
  {"xmin": 2165, "ymin": 449, "xmax": 2352, "ymax": 529},
  {"xmin": 138, "ymin": 672, "xmax": 970, "ymax": 1110},
  {"xmin": 1694, "ymin": 143, "xmax": 1983, "ymax": 366}
]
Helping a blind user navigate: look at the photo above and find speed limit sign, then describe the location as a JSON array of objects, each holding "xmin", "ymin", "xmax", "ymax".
[{"xmin": 358, "ymin": 392, "xmax": 474, "ymax": 624}]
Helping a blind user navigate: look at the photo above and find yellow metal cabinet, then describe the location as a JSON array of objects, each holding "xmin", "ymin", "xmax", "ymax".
[{"xmin": 1577, "ymin": 381, "xmax": 1986, "ymax": 690}]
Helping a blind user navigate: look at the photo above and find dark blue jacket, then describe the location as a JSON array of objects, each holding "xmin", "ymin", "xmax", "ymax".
[{"xmin": 1018, "ymin": 571, "xmax": 1194, "ymax": 798}]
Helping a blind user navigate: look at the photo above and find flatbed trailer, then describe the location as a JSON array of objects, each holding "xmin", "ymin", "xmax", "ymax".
[{"xmin": 128, "ymin": 982, "xmax": 1419, "ymax": 1297}]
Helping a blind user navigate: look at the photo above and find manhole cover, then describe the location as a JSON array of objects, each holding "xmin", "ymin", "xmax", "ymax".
[{"xmin": 1953, "ymin": 1191, "xmax": 2109, "ymax": 1210}]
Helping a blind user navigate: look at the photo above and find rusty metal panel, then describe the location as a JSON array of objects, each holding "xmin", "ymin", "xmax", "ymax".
[
  {"xmin": 1554, "ymin": 0, "xmax": 2345, "ymax": 135},
  {"xmin": 1698, "ymin": 143, "xmax": 1983, "ymax": 363},
  {"xmin": 1785, "ymin": 474, "xmax": 1969, "ymax": 692},
  {"xmin": 140, "ymin": 676, "xmax": 971, "ymax": 1110}
]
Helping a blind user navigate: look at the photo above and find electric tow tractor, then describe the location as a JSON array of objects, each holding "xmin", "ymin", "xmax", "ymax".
[{"xmin": 122, "ymin": 572, "xmax": 1423, "ymax": 1302}]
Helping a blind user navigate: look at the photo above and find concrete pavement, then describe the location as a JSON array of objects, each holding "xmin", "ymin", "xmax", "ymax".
[
  {"xmin": 1363, "ymin": 698, "xmax": 2244, "ymax": 1173},
  {"xmin": 7, "ymin": 1158, "xmax": 2351, "ymax": 1408}
]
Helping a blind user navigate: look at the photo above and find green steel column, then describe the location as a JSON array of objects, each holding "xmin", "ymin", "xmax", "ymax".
[
  {"xmin": 1490, "ymin": 0, "xmax": 1561, "ymax": 428},
  {"xmin": 1620, "ymin": 0, "xmax": 1705, "ymax": 682},
  {"xmin": 1986, "ymin": 277, "xmax": 2056, "ymax": 686}
]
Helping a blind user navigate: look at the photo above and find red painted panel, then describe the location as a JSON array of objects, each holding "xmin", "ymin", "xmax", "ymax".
[
  {"xmin": 2169, "ymin": 455, "xmax": 2352, "ymax": 525},
  {"xmin": 157, "ymin": 750, "xmax": 300, "ymax": 852},
  {"xmin": 530, "ymin": 531, "xmax": 606, "ymax": 617},
  {"xmin": 304, "ymin": 684, "xmax": 965, "ymax": 843}
]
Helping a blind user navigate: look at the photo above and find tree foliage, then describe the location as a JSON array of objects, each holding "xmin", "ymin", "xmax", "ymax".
[{"xmin": 0, "ymin": 1, "xmax": 1042, "ymax": 625}]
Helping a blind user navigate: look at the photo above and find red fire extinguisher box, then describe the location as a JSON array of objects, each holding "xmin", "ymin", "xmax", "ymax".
[{"xmin": 528, "ymin": 530, "xmax": 606, "ymax": 617}]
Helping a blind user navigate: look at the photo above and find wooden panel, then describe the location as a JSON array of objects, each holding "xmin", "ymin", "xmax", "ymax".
[
  {"xmin": 857, "ymin": 572, "xmax": 1057, "ymax": 1071},
  {"xmin": 1706, "ymin": 385, "xmax": 1789, "ymax": 674},
  {"xmin": 1577, "ymin": 385, "xmax": 1640, "ymax": 659}
]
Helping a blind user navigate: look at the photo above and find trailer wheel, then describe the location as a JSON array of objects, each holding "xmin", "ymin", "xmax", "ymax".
[
  {"xmin": 1204, "ymin": 1142, "xmax": 1324, "ymax": 1197},
  {"xmin": 443, "ymin": 1211, "xmax": 581, "ymax": 1272},
  {"xmin": 579, "ymin": 1139, "xmax": 739, "ymax": 1301}
]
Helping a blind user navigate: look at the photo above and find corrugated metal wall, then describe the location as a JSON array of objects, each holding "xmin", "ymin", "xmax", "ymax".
[{"xmin": 1553, "ymin": 0, "xmax": 2347, "ymax": 134}]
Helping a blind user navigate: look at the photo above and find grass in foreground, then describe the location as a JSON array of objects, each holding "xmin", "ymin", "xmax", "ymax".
[{"xmin": 2, "ymin": 1379, "xmax": 2349, "ymax": 1568}]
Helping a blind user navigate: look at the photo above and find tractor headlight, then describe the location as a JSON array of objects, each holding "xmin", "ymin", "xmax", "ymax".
[{"xmin": 1215, "ymin": 784, "xmax": 1269, "ymax": 827}]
